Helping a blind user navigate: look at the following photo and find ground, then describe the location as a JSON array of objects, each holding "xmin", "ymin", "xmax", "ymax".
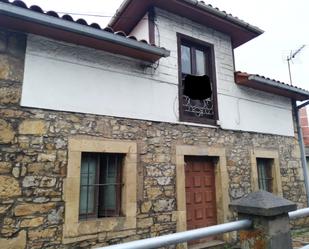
[{"xmin": 292, "ymin": 227, "xmax": 309, "ymax": 248}]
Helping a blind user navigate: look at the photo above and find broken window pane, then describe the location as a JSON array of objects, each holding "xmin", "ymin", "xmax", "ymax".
[
  {"xmin": 181, "ymin": 45, "xmax": 191, "ymax": 74},
  {"xmin": 179, "ymin": 37, "xmax": 216, "ymax": 123}
]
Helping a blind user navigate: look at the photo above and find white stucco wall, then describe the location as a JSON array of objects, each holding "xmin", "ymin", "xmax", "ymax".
[
  {"xmin": 21, "ymin": 8, "xmax": 294, "ymax": 137},
  {"xmin": 154, "ymin": 8, "xmax": 294, "ymax": 136},
  {"xmin": 22, "ymin": 36, "xmax": 178, "ymax": 123},
  {"xmin": 129, "ymin": 13, "xmax": 149, "ymax": 42}
]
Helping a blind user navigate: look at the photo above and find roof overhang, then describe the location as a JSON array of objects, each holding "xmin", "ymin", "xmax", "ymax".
[
  {"xmin": 0, "ymin": 1, "xmax": 170, "ymax": 63},
  {"xmin": 109, "ymin": 0, "xmax": 264, "ymax": 48},
  {"xmin": 235, "ymin": 72, "xmax": 309, "ymax": 101}
]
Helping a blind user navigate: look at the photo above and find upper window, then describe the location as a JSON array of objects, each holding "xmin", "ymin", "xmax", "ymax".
[
  {"xmin": 256, "ymin": 158, "xmax": 273, "ymax": 192},
  {"xmin": 178, "ymin": 34, "xmax": 217, "ymax": 125},
  {"xmin": 79, "ymin": 152, "xmax": 123, "ymax": 220}
]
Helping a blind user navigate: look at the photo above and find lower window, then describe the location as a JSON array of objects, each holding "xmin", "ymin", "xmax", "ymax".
[
  {"xmin": 256, "ymin": 158, "xmax": 273, "ymax": 192},
  {"xmin": 79, "ymin": 152, "xmax": 124, "ymax": 220}
]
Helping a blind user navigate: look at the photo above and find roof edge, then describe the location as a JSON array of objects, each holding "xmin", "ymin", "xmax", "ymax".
[
  {"xmin": 248, "ymin": 75, "xmax": 309, "ymax": 98},
  {"xmin": 235, "ymin": 72, "xmax": 309, "ymax": 101},
  {"xmin": 0, "ymin": 1, "xmax": 170, "ymax": 61},
  {"xmin": 109, "ymin": 0, "xmax": 132, "ymax": 28},
  {"xmin": 109, "ymin": 0, "xmax": 264, "ymax": 36},
  {"xmin": 181, "ymin": 0, "xmax": 264, "ymax": 35}
]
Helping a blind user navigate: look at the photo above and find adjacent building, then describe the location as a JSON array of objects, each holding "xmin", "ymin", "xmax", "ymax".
[
  {"xmin": 300, "ymin": 107, "xmax": 309, "ymax": 167},
  {"xmin": 0, "ymin": 0, "xmax": 309, "ymax": 248}
]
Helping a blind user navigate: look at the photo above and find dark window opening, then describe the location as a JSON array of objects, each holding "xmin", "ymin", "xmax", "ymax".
[
  {"xmin": 178, "ymin": 34, "xmax": 217, "ymax": 125},
  {"xmin": 257, "ymin": 158, "xmax": 273, "ymax": 192},
  {"xmin": 183, "ymin": 75, "xmax": 212, "ymax": 100},
  {"xmin": 79, "ymin": 152, "xmax": 124, "ymax": 220}
]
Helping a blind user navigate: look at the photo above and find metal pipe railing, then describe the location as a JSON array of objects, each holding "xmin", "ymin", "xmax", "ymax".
[
  {"xmin": 98, "ymin": 219, "xmax": 252, "ymax": 249},
  {"xmin": 290, "ymin": 208, "xmax": 309, "ymax": 249},
  {"xmin": 97, "ymin": 208, "xmax": 309, "ymax": 249},
  {"xmin": 289, "ymin": 207, "xmax": 309, "ymax": 220},
  {"xmin": 300, "ymin": 245, "xmax": 309, "ymax": 249}
]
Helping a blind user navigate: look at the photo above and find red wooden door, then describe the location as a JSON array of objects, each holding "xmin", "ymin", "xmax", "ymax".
[{"xmin": 185, "ymin": 156, "xmax": 217, "ymax": 244}]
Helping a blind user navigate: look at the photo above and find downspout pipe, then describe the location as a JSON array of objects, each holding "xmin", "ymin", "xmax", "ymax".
[{"xmin": 294, "ymin": 100, "xmax": 309, "ymax": 206}]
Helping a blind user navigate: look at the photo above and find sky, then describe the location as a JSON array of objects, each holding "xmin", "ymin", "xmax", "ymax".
[{"xmin": 22, "ymin": 0, "xmax": 309, "ymax": 91}]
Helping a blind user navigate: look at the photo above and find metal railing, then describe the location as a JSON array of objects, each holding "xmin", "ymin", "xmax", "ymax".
[
  {"xmin": 289, "ymin": 208, "xmax": 309, "ymax": 220},
  {"xmin": 98, "ymin": 208, "xmax": 309, "ymax": 249},
  {"xmin": 291, "ymin": 208, "xmax": 309, "ymax": 249}
]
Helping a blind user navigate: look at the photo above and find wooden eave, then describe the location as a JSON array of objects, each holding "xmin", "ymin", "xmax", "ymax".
[
  {"xmin": 235, "ymin": 72, "xmax": 309, "ymax": 101},
  {"xmin": 110, "ymin": 0, "xmax": 263, "ymax": 48},
  {"xmin": 0, "ymin": 1, "xmax": 170, "ymax": 63}
]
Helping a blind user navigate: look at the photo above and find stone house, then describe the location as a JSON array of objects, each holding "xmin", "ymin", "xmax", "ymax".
[{"xmin": 0, "ymin": 0, "xmax": 309, "ymax": 248}]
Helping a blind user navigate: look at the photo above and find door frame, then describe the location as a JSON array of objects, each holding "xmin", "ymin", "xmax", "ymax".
[{"xmin": 175, "ymin": 145, "xmax": 230, "ymax": 248}]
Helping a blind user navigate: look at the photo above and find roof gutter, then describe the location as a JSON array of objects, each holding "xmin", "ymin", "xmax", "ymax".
[
  {"xmin": 180, "ymin": 0, "xmax": 263, "ymax": 35},
  {"xmin": 248, "ymin": 75, "xmax": 309, "ymax": 98},
  {"xmin": 0, "ymin": 1, "xmax": 170, "ymax": 58}
]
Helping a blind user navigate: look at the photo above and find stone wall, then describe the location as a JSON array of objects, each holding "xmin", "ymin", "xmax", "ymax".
[
  {"xmin": 0, "ymin": 28, "xmax": 307, "ymax": 249},
  {"xmin": 300, "ymin": 107, "xmax": 309, "ymax": 147}
]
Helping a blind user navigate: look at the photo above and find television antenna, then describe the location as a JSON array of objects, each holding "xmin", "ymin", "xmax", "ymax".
[{"xmin": 287, "ymin": 44, "xmax": 306, "ymax": 85}]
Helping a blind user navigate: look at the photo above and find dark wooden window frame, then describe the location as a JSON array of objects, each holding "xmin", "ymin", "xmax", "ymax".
[
  {"xmin": 257, "ymin": 158, "xmax": 273, "ymax": 193},
  {"xmin": 79, "ymin": 153, "xmax": 123, "ymax": 220},
  {"xmin": 177, "ymin": 33, "xmax": 218, "ymax": 125}
]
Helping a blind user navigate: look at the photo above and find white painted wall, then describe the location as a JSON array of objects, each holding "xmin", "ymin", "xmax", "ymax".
[
  {"xmin": 22, "ymin": 36, "xmax": 178, "ymax": 123},
  {"xmin": 129, "ymin": 13, "xmax": 149, "ymax": 42},
  {"xmin": 21, "ymin": 7, "xmax": 294, "ymax": 137},
  {"xmin": 154, "ymin": 8, "xmax": 294, "ymax": 136}
]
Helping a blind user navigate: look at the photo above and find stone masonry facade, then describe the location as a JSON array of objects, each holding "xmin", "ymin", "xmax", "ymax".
[
  {"xmin": 0, "ymin": 28, "xmax": 307, "ymax": 248},
  {"xmin": 300, "ymin": 108, "xmax": 309, "ymax": 147}
]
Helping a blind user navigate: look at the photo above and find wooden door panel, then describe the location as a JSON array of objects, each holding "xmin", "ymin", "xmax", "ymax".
[
  {"xmin": 205, "ymin": 190, "xmax": 213, "ymax": 202},
  {"xmin": 195, "ymin": 208, "xmax": 204, "ymax": 220},
  {"xmin": 194, "ymin": 192, "xmax": 203, "ymax": 204},
  {"xmin": 205, "ymin": 176, "xmax": 212, "ymax": 186},
  {"xmin": 206, "ymin": 207, "xmax": 216, "ymax": 218},
  {"xmin": 193, "ymin": 176, "xmax": 202, "ymax": 187},
  {"xmin": 185, "ymin": 156, "xmax": 217, "ymax": 245}
]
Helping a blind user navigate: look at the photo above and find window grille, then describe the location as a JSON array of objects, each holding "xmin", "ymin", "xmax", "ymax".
[
  {"xmin": 178, "ymin": 34, "xmax": 218, "ymax": 125},
  {"xmin": 79, "ymin": 152, "xmax": 123, "ymax": 220},
  {"xmin": 257, "ymin": 158, "xmax": 273, "ymax": 192}
]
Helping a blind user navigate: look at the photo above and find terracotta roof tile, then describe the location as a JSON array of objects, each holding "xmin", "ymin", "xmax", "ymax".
[
  {"xmin": 198, "ymin": 1, "xmax": 247, "ymax": 23},
  {"xmin": 235, "ymin": 71, "xmax": 309, "ymax": 93},
  {"xmin": 0, "ymin": 0, "xmax": 158, "ymax": 47}
]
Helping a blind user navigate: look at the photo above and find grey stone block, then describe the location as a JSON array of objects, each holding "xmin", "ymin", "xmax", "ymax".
[
  {"xmin": 230, "ymin": 190, "xmax": 297, "ymax": 216},
  {"xmin": 269, "ymin": 232, "xmax": 293, "ymax": 249}
]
